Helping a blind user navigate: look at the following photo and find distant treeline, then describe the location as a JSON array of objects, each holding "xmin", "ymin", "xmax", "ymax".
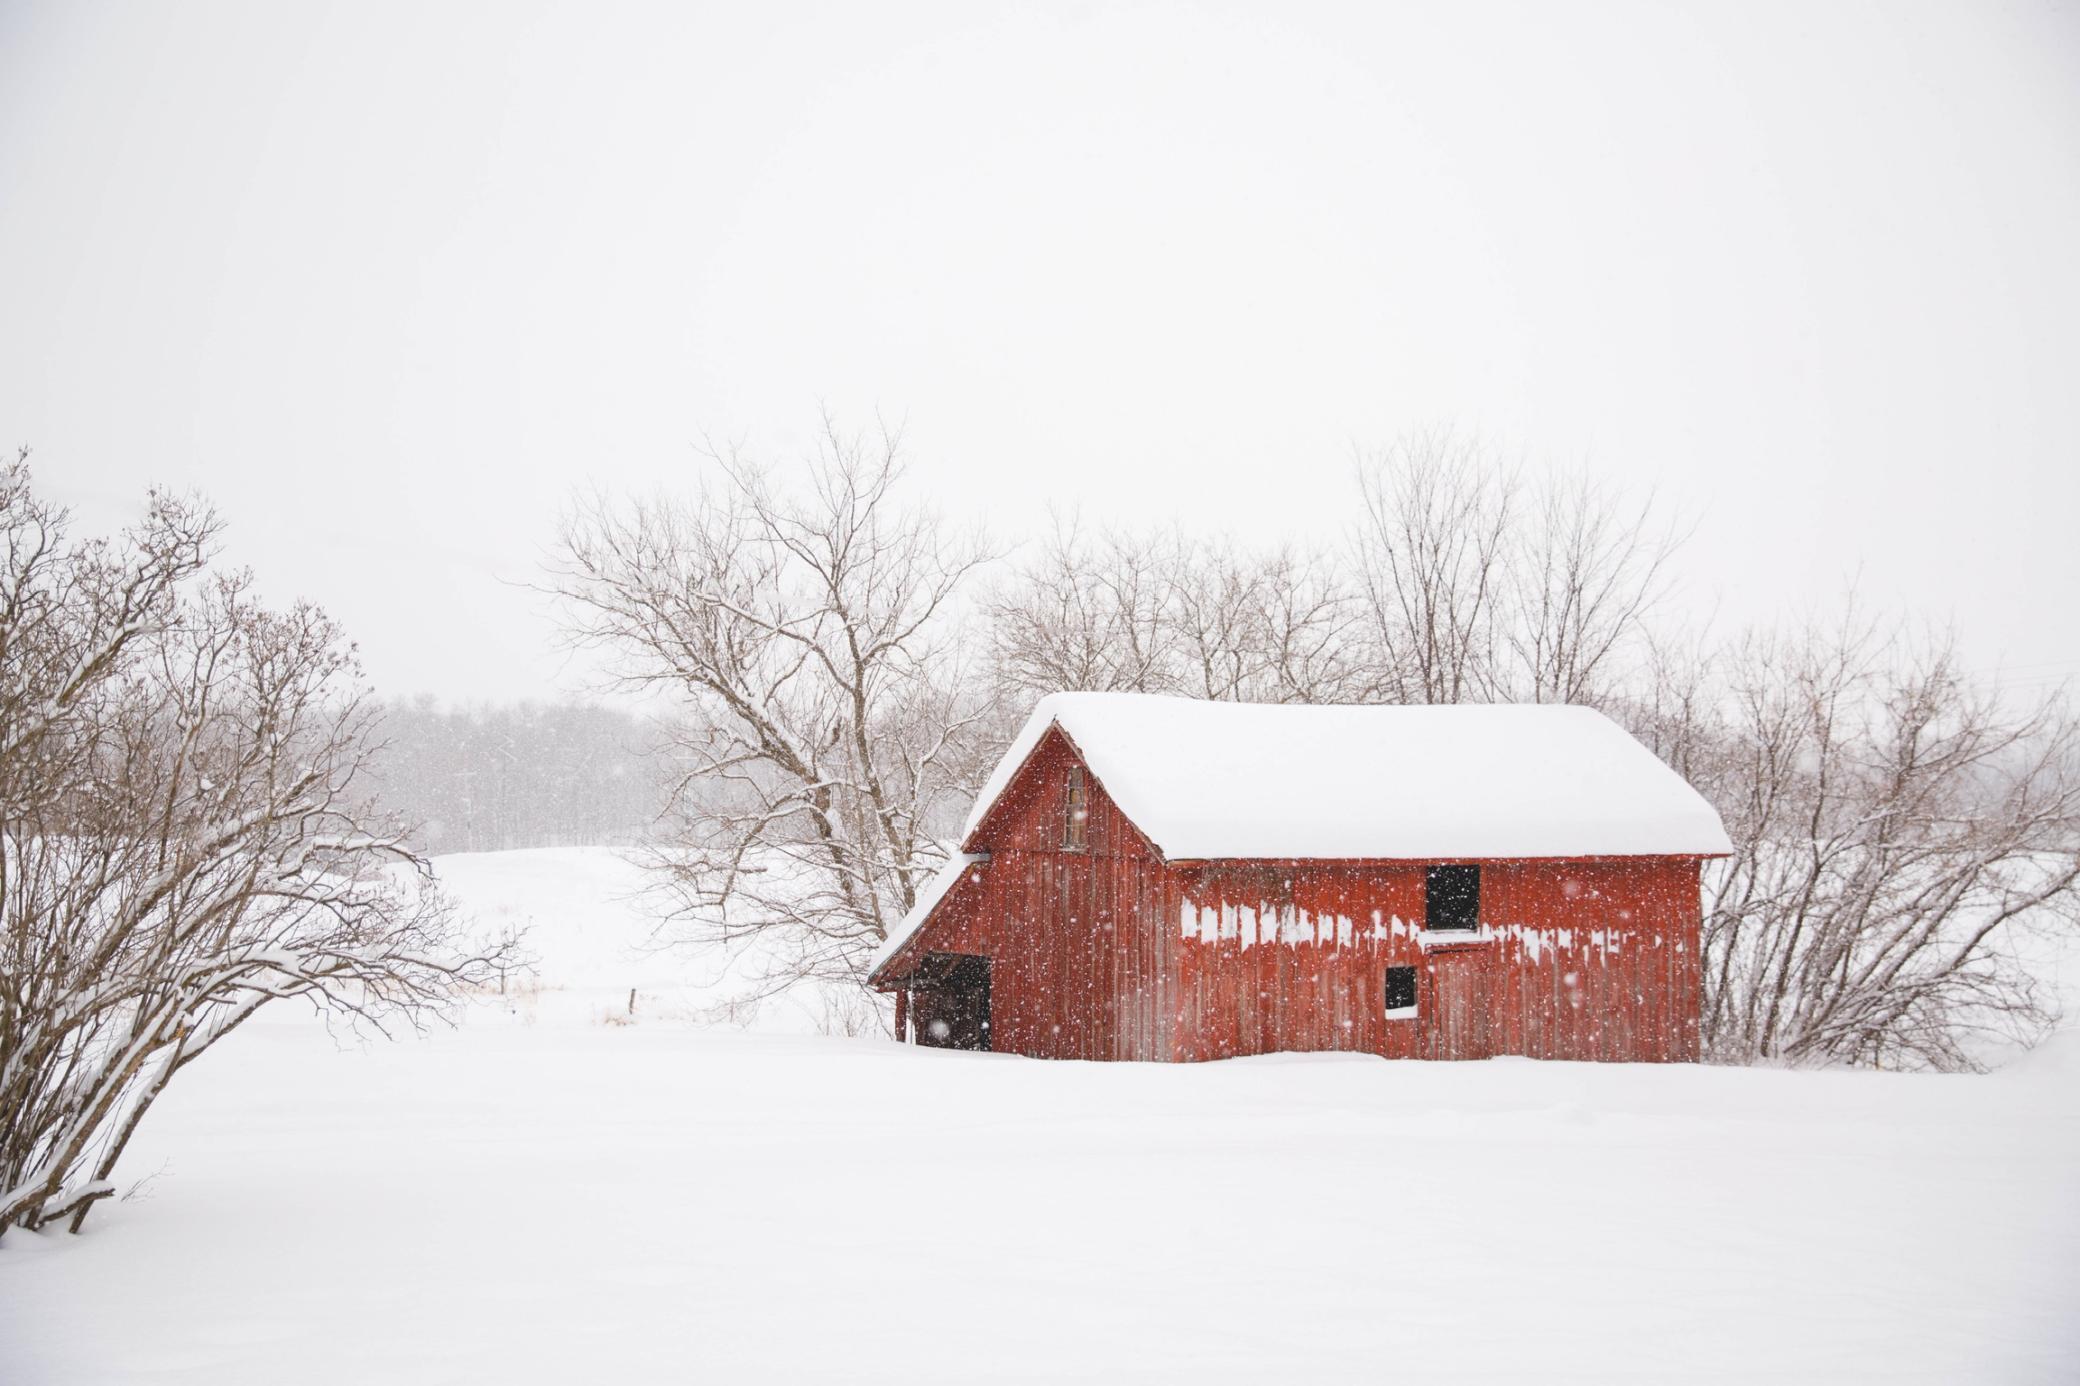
[{"xmin": 362, "ymin": 698, "xmax": 665, "ymax": 855}]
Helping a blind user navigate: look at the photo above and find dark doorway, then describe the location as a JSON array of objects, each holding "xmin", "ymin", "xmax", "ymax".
[{"xmin": 913, "ymin": 953, "xmax": 992, "ymax": 1051}]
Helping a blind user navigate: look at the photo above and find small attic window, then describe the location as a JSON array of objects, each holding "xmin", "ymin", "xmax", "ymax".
[
  {"xmin": 1425, "ymin": 864, "xmax": 1479, "ymax": 932},
  {"xmin": 1063, "ymin": 766, "xmax": 1088, "ymax": 851}
]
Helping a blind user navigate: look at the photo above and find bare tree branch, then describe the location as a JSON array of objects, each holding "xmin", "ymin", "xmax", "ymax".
[
  {"xmin": 545, "ymin": 421, "xmax": 997, "ymax": 996},
  {"xmin": 0, "ymin": 456, "xmax": 512, "ymax": 1238}
]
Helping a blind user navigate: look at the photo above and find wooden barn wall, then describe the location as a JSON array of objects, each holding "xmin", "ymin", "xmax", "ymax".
[
  {"xmin": 952, "ymin": 730, "xmax": 1173, "ymax": 1061},
  {"xmin": 916, "ymin": 725, "xmax": 1704, "ymax": 1064},
  {"xmin": 1164, "ymin": 857, "xmax": 1702, "ymax": 1063}
]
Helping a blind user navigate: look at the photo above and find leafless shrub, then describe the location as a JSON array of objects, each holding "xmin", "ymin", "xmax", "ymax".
[
  {"xmin": 0, "ymin": 454, "xmax": 510, "ymax": 1237},
  {"xmin": 817, "ymin": 982, "xmax": 888, "ymax": 1038},
  {"xmin": 691, "ymin": 994, "xmax": 763, "ymax": 1029},
  {"xmin": 1625, "ymin": 613, "xmax": 2080, "ymax": 1070}
]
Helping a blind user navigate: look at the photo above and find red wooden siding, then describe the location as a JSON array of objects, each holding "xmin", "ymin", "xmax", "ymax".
[
  {"xmin": 1166, "ymin": 857, "xmax": 1700, "ymax": 1063},
  {"xmin": 913, "ymin": 730, "xmax": 1174, "ymax": 1060},
  {"xmin": 884, "ymin": 728, "xmax": 1705, "ymax": 1064}
]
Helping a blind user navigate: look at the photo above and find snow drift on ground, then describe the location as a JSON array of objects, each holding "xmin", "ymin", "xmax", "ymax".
[{"xmin": 2, "ymin": 847, "xmax": 2075, "ymax": 1385}]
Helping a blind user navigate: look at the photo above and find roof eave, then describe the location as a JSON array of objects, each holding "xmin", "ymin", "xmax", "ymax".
[
  {"xmin": 866, "ymin": 854, "xmax": 990, "ymax": 989},
  {"xmin": 956, "ymin": 718, "xmax": 1066, "ymax": 854}
]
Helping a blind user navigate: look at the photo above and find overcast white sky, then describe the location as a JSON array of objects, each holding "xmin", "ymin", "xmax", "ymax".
[{"xmin": 4, "ymin": 1, "xmax": 2077, "ymax": 704}]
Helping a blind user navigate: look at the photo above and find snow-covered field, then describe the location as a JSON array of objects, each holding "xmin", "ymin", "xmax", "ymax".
[{"xmin": 4, "ymin": 848, "xmax": 2078, "ymax": 1384}]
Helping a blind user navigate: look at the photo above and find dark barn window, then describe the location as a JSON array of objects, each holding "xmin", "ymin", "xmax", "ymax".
[
  {"xmin": 1063, "ymin": 766, "xmax": 1088, "ymax": 851},
  {"xmin": 1424, "ymin": 864, "xmax": 1480, "ymax": 931},
  {"xmin": 1384, "ymin": 965, "xmax": 1418, "ymax": 1012}
]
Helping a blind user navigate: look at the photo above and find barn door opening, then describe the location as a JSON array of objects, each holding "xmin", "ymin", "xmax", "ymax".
[
  {"xmin": 1426, "ymin": 953, "xmax": 1492, "ymax": 1060},
  {"xmin": 913, "ymin": 953, "xmax": 992, "ymax": 1051}
]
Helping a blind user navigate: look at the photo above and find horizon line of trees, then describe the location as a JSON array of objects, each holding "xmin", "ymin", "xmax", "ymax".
[{"xmin": 358, "ymin": 697, "xmax": 664, "ymax": 857}]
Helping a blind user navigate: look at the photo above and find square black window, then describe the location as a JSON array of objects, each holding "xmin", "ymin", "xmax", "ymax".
[
  {"xmin": 1424, "ymin": 864, "xmax": 1479, "ymax": 932},
  {"xmin": 1384, "ymin": 965, "xmax": 1418, "ymax": 1012}
]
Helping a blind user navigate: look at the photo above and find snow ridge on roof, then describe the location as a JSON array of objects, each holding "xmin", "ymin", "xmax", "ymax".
[{"xmin": 964, "ymin": 693, "xmax": 1732, "ymax": 861}]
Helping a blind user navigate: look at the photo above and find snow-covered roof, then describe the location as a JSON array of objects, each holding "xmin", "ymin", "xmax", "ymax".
[
  {"xmin": 964, "ymin": 693, "xmax": 1733, "ymax": 861},
  {"xmin": 868, "ymin": 851, "xmax": 985, "ymax": 977}
]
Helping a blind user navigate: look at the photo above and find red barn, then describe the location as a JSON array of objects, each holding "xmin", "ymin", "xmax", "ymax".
[{"xmin": 868, "ymin": 693, "xmax": 1731, "ymax": 1062}]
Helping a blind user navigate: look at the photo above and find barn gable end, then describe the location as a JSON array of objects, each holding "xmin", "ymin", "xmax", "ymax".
[{"xmin": 874, "ymin": 727, "xmax": 1177, "ymax": 1059}]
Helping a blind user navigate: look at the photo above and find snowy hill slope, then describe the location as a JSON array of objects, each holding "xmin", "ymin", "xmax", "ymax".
[{"xmin": 2, "ymin": 847, "xmax": 2076, "ymax": 1385}]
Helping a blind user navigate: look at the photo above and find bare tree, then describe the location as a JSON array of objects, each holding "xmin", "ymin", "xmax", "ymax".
[
  {"xmin": 1249, "ymin": 545, "xmax": 1371, "ymax": 704},
  {"xmin": 1351, "ymin": 433, "xmax": 1681, "ymax": 707},
  {"xmin": 1628, "ymin": 613, "xmax": 2080, "ymax": 1070},
  {"xmin": 1161, "ymin": 537, "xmax": 1266, "ymax": 702},
  {"xmin": 0, "ymin": 457, "xmax": 505, "ymax": 1237},
  {"xmin": 986, "ymin": 517, "xmax": 1176, "ymax": 697},
  {"xmin": 1351, "ymin": 430, "xmax": 1517, "ymax": 703},
  {"xmin": 989, "ymin": 522, "xmax": 1366, "ymax": 706},
  {"xmin": 547, "ymin": 422, "xmax": 996, "ymax": 992},
  {"xmin": 1507, "ymin": 473, "xmax": 1681, "ymax": 704}
]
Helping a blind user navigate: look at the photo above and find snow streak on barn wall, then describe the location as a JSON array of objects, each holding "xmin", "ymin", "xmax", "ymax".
[
  {"xmin": 1167, "ymin": 857, "xmax": 1700, "ymax": 1062},
  {"xmin": 874, "ymin": 709, "xmax": 1715, "ymax": 1064}
]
